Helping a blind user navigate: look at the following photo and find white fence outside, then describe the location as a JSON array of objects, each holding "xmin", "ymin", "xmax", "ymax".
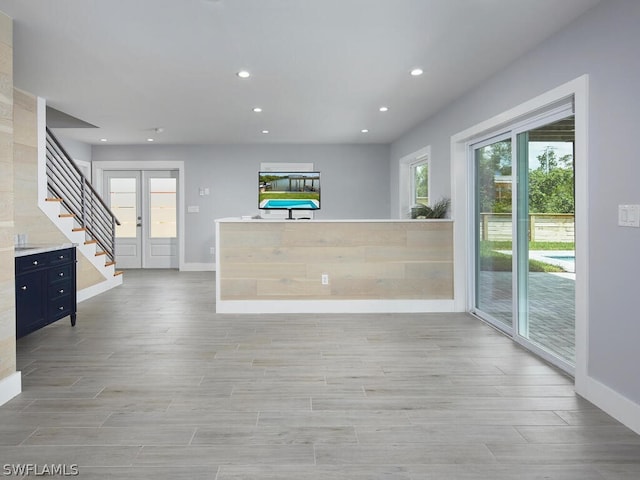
[{"xmin": 480, "ymin": 213, "xmax": 574, "ymax": 243}]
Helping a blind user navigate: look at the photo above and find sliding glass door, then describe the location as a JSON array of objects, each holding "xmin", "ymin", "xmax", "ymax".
[
  {"xmin": 517, "ymin": 117, "xmax": 576, "ymax": 364},
  {"xmin": 475, "ymin": 136, "xmax": 513, "ymax": 331},
  {"xmin": 472, "ymin": 113, "xmax": 576, "ymax": 371}
]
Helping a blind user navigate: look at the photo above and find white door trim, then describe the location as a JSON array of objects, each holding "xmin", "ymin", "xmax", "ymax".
[
  {"xmin": 451, "ymin": 75, "xmax": 588, "ymax": 387},
  {"xmin": 93, "ymin": 161, "xmax": 185, "ymax": 271}
]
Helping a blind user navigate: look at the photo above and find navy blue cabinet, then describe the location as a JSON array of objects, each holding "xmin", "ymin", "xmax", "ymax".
[{"xmin": 15, "ymin": 247, "xmax": 77, "ymax": 339}]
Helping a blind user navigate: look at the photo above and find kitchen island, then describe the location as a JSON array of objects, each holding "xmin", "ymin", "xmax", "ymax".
[{"xmin": 215, "ymin": 218, "xmax": 454, "ymax": 314}]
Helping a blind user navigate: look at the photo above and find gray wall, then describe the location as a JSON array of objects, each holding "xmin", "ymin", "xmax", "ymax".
[
  {"xmin": 92, "ymin": 143, "xmax": 390, "ymax": 264},
  {"xmin": 54, "ymin": 132, "xmax": 93, "ymax": 162},
  {"xmin": 390, "ymin": 0, "xmax": 640, "ymax": 404}
]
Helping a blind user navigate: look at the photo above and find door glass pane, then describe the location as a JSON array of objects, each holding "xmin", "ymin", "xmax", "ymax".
[
  {"xmin": 110, "ymin": 178, "xmax": 137, "ymax": 238},
  {"xmin": 475, "ymin": 139, "xmax": 513, "ymax": 328},
  {"xmin": 149, "ymin": 178, "xmax": 177, "ymax": 238},
  {"xmin": 518, "ymin": 116, "xmax": 575, "ymax": 364},
  {"xmin": 413, "ymin": 162, "xmax": 429, "ymax": 206}
]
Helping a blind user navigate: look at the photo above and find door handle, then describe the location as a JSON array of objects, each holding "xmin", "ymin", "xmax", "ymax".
[{"xmin": 136, "ymin": 223, "xmax": 142, "ymax": 227}]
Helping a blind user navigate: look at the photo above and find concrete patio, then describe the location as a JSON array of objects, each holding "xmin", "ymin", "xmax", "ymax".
[{"xmin": 478, "ymin": 271, "xmax": 575, "ymax": 364}]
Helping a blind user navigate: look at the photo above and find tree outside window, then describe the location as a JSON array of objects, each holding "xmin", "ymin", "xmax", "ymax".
[{"xmin": 412, "ymin": 162, "xmax": 429, "ymax": 206}]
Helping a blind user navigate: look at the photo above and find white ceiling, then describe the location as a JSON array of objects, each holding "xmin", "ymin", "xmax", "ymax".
[{"xmin": 0, "ymin": 0, "xmax": 600, "ymax": 145}]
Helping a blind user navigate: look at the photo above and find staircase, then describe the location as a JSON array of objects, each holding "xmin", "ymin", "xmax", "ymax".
[{"xmin": 41, "ymin": 128, "xmax": 123, "ymax": 300}]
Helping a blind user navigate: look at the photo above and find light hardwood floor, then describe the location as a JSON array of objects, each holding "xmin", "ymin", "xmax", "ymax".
[{"xmin": 1, "ymin": 269, "xmax": 639, "ymax": 479}]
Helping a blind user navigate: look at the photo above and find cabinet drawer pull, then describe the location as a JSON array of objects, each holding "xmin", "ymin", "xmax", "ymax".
[
  {"xmin": 59, "ymin": 255, "xmax": 65, "ymax": 259},
  {"xmin": 58, "ymin": 306, "xmax": 64, "ymax": 311},
  {"xmin": 59, "ymin": 289, "xmax": 65, "ymax": 294},
  {"xmin": 21, "ymin": 286, "xmax": 27, "ymax": 291},
  {"xmin": 32, "ymin": 260, "xmax": 38, "ymax": 265},
  {"xmin": 59, "ymin": 272, "xmax": 64, "ymax": 277}
]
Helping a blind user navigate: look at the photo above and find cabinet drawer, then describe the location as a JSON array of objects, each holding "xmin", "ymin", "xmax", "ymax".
[
  {"xmin": 49, "ymin": 296, "xmax": 73, "ymax": 320},
  {"xmin": 48, "ymin": 248, "xmax": 73, "ymax": 265},
  {"xmin": 16, "ymin": 252, "xmax": 48, "ymax": 274},
  {"xmin": 49, "ymin": 280, "xmax": 72, "ymax": 300},
  {"xmin": 49, "ymin": 264, "xmax": 72, "ymax": 284}
]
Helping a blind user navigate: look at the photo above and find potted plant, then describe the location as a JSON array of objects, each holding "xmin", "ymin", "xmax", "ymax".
[{"xmin": 410, "ymin": 197, "xmax": 450, "ymax": 219}]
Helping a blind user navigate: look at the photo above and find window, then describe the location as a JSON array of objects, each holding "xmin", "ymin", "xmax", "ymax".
[
  {"xmin": 149, "ymin": 177, "xmax": 177, "ymax": 238},
  {"xmin": 398, "ymin": 147, "xmax": 430, "ymax": 218},
  {"xmin": 412, "ymin": 160, "xmax": 429, "ymax": 206}
]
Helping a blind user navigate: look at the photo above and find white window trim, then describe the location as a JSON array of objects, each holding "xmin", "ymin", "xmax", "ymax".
[{"xmin": 398, "ymin": 146, "xmax": 430, "ymax": 218}]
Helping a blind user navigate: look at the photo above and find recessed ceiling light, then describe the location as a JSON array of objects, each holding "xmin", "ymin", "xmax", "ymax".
[
  {"xmin": 361, "ymin": 129, "xmax": 369, "ymax": 133},
  {"xmin": 237, "ymin": 70, "xmax": 250, "ymax": 78},
  {"xmin": 261, "ymin": 130, "xmax": 269, "ymax": 134},
  {"xmin": 147, "ymin": 138, "xmax": 154, "ymax": 142},
  {"xmin": 100, "ymin": 138, "xmax": 107, "ymax": 142},
  {"xmin": 410, "ymin": 68, "xmax": 424, "ymax": 76},
  {"xmin": 154, "ymin": 127, "xmax": 164, "ymax": 133},
  {"xmin": 379, "ymin": 106, "xmax": 389, "ymax": 112},
  {"xmin": 252, "ymin": 107, "xmax": 263, "ymax": 113}
]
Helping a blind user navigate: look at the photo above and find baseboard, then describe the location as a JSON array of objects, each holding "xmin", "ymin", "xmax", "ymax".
[
  {"xmin": 0, "ymin": 372, "xmax": 22, "ymax": 407},
  {"xmin": 216, "ymin": 299, "xmax": 455, "ymax": 314},
  {"xmin": 77, "ymin": 275, "xmax": 123, "ymax": 303},
  {"xmin": 180, "ymin": 262, "xmax": 215, "ymax": 272},
  {"xmin": 577, "ymin": 375, "xmax": 640, "ymax": 436}
]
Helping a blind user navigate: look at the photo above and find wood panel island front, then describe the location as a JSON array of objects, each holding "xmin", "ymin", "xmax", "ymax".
[{"xmin": 215, "ymin": 219, "xmax": 454, "ymax": 314}]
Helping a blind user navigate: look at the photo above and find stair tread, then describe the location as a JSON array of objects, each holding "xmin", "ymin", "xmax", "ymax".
[
  {"xmin": 114, "ymin": 271, "xmax": 124, "ymax": 276},
  {"xmin": 95, "ymin": 251, "xmax": 107, "ymax": 256},
  {"xmin": 84, "ymin": 239, "xmax": 98, "ymax": 245},
  {"xmin": 59, "ymin": 213, "xmax": 76, "ymax": 218},
  {"xmin": 45, "ymin": 197, "xmax": 63, "ymax": 202},
  {"xmin": 72, "ymin": 227, "xmax": 87, "ymax": 232},
  {"xmin": 105, "ymin": 261, "xmax": 116, "ymax": 267}
]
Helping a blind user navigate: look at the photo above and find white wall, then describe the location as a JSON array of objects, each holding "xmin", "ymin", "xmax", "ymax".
[
  {"xmin": 92, "ymin": 143, "xmax": 390, "ymax": 264},
  {"xmin": 391, "ymin": 0, "xmax": 640, "ymax": 410}
]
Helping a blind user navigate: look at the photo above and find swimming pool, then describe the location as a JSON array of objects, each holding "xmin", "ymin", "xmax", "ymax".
[
  {"xmin": 260, "ymin": 199, "xmax": 320, "ymax": 209},
  {"xmin": 544, "ymin": 255, "xmax": 575, "ymax": 262},
  {"xmin": 535, "ymin": 251, "xmax": 575, "ymax": 273}
]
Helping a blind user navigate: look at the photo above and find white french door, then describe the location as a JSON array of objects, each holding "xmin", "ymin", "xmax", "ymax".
[{"xmin": 105, "ymin": 170, "xmax": 178, "ymax": 269}]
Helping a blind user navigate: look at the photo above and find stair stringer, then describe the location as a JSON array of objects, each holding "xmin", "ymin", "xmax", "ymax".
[{"xmin": 38, "ymin": 199, "xmax": 123, "ymax": 302}]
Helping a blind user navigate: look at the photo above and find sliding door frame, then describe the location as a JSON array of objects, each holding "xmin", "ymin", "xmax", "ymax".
[
  {"xmin": 469, "ymin": 105, "xmax": 577, "ymax": 373},
  {"xmin": 452, "ymin": 75, "xmax": 588, "ymax": 384}
]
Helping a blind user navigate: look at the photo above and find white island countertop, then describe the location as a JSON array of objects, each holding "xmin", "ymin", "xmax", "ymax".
[
  {"xmin": 14, "ymin": 243, "xmax": 76, "ymax": 257},
  {"xmin": 216, "ymin": 217, "xmax": 453, "ymax": 223}
]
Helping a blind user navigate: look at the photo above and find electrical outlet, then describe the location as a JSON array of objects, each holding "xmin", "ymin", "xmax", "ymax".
[{"xmin": 321, "ymin": 273, "xmax": 329, "ymax": 285}]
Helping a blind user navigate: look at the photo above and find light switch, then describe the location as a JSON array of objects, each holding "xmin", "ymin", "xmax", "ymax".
[
  {"xmin": 618, "ymin": 205, "xmax": 640, "ymax": 227},
  {"xmin": 187, "ymin": 205, "xmax": 200, "ymax": 213}
]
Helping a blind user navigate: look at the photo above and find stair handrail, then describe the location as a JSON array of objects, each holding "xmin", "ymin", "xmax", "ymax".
[{"xmin": 45, "ymin": 127, "xmax": 121, "ymax": 263}]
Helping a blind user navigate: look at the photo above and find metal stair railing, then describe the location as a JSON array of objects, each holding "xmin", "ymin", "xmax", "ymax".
[{"xmin": 45, "ymin": 127, "xmax": 120, "ymax": 263}]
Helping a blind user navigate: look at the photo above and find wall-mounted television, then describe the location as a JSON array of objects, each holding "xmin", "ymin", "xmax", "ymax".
[{"xmin": 259, "ymin": 171, "xmax": 321, "ymax": 219}]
